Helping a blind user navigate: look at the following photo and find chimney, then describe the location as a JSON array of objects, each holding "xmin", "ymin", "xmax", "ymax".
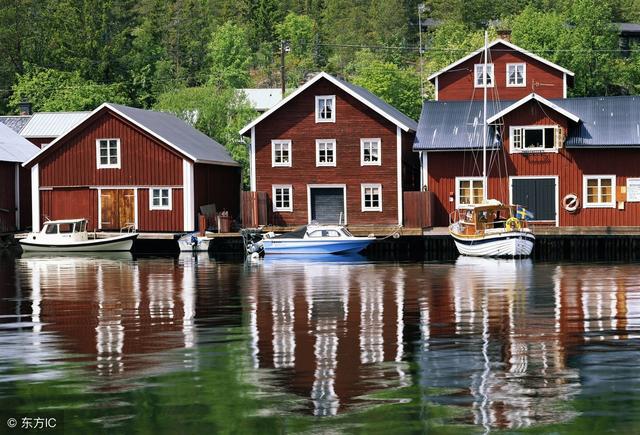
[{"xmin": 18, "ymin": 100, "xmax": 32, "ymax": 116}]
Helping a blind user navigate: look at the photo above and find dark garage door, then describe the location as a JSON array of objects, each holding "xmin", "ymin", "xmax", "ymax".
[
  {"xmin": 512, "ymin": 178, "xmax": 556, "ymax": 221},
  {"xmin": 310, "ymin": 188, "xmax": 345, "ymax": 223}
]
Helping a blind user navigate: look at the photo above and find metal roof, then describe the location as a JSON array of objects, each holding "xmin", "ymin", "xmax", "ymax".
[
  {"xmin": 239, "ymin": 72, "xmax": 417, "ymax": 135},
  {"xmin": 0, "ymin": 122, "xmax": 40, "ymax": 163},
  {"xmin": 107, "ymin": 104, "xmax": 238, "ymax": 165},
  {"xmin": 238, "ymin": 88, "xmax": 283, "ymax": 112},
  {"xmin": 20, "ymin": 112, "xmax": 91, "ymax": 138},
  {"xmin": 0, "ymin": 116, "xmax": 32, "ymax": 133},
  {"xmin": 413, "ymin": 95, "xmax": 640, "ymax": 151}
]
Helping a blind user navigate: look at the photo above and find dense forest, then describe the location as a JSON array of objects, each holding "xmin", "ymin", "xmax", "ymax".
[{"xmin": 1, "ymin": 0, "xmax": 639, "ymax": 182}]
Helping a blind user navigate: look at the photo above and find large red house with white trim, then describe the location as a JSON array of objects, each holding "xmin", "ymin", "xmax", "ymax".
[
  {"xmin": 23, "ymin": 103, "xmax": 240, "ymax": 233},
  {"xmin": 240, "ymin": 72, "xmax": 419, "ymax": 226},
  {"xmin": 415, "ymin": 39, "xmax": 640, "ymax": 227}
]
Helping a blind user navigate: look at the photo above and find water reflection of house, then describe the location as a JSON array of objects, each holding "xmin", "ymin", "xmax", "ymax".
[
  {"xmin": 15, "ymin": 254, "xmax": 241, "ymax": 379},
  {"xmin": 245, "ymin": 259, "xmax": 413, "ymax": 416}
]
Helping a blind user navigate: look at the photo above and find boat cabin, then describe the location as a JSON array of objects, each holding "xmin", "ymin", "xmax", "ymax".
[
  {"xmin": 452, "ymin": 202, "xmax": 527, "ymax": 236},
  {"xmin": 268, "ymin": 224, "xmax": 355, "ymax": 240},
  {"xmin": 31, "ymin": 219, "xmax": 90, "ymax": 242}
]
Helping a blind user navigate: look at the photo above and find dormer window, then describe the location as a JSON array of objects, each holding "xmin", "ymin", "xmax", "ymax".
[
  {"xmin": 507, "ymin": 63, "xmax": 526, "ymax": 87},
  {"xmin": 315, "ymin": 95, "xmax": 335, "ymax": 122},
  {"xmin": 474, "ymin": 64, "xmax": 494, "ymax": 88},
  {"xmin": 96, "ymin": 138, "xmax": 121, "ymax": 169},
  {"xmin": 510, "ymin": 126, "xmax": 560, "ymax": 152}
]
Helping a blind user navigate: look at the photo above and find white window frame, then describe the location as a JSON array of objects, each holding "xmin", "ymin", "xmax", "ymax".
[
  {"xmin": 96, "ymin": 138, "xmax": 121, "ymax": 169},
  {"xmin": 455, "ymin": 177, "xmax": 485, "ymax": 209},
  {"xmin": 315, "ymin": 139, "xmax": 336, "ymax": 167},
  {"xmin": 360, "ymin": 138, "xmax": 381, "ymax": 166},
  {"xmin": 149, "ymin": 188, "xmax": 172, "ymax": 210},
  {"xmin": 506, "ymin": 63, "xmax": 526, "ymax": 87},
  {"xmin": 510, "ymin": 125, "xmax": 560, "ymax": 153},
  {"xmin": 272, "ymin": 184, "xmax": 293, "ymax": 212},
  {"xmin": 583, "ymin": 175, "xmax": 616, "ymax": 208},
  {"xmin": 361, "ymin": 183, "xmax": 382, "ymax": 212},
  {"xmin": 315, "ymin": 95, "xmax": 336, "ymax": 123},
  {"xmin": 271, "ymin": 140, "xmax": 292, "ymax": 167},
  {"xmin": 474, "ymin": 64, "xmax": 494, "ymax": 88}
]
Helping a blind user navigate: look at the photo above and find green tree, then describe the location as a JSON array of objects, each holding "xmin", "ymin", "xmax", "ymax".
[
  {"xmin": 208, "ymin": 22, "xmax": 252, "ymax": 88},
  {"xmin": 275, "ymin": 13, "xmax": 317, "ymax": 87},
  {"xmin": 347, "ymin": 50, "xmax": 422, "ymax": 119},
  {"xmin": 154, "ymin": 86, "xmax": 258, "ymax": 187},
  {"xmin": 10, "ymin": 66, "xmax": 130, "ymax": 112}
]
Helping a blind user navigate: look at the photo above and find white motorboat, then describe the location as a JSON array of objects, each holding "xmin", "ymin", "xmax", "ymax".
[
  {"xmin": 177, "ymin": 233, "xmax": 212, "ymax": 252},
  {"xmin": 248, "ymin": 224, "xmax": 375, "ymax": 255},
  {"xmin": 20, "ymin": 219, "xmax": 138, "ymax": 252},
  {"xmin": 449, "ymin": 201, "xmax": 535, "ymax": 257}
]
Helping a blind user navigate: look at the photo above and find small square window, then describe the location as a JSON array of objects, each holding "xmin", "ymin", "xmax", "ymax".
[
  {"xmin": 97, "ymin": 138, "xmax": 121, "ymax": 168},
  {"xmin": 272, "ymin": 185, "xmax": 293, "ymax": 211},
  {"xmin": 315, "ymin": 95, "xmax": 335, "ymax": 122},
  {"xmin": 507, "ymin": 63, "xmax": 526, "ymax": 87},
  {"xmin": 361, "ymin": 184, "xmax": 382, "ymax": 211},
  {"xmin": 316, "ymin": 139, "xmax": 336, "ymax": 166},
  {"xmin": 474, "ymin": 64, "xmax": 494, "ymax": 88},
  {"xmin": 272, "ymin": 140, "xmax": 292, "ymax": 167},
  {"xmin": 583, "ymin": 176, "xmax": 615, "ymax": 208},
  {"xmin": 150, "ymin": 188, "xmax": 171, "ymax": 210},
  {"xmin": 361, "ymin": 138, "xmax": 381, "ymax": 165},
  {"xmin": 456, "ymin": 177, "xmax": 484, "ymax": 208}
]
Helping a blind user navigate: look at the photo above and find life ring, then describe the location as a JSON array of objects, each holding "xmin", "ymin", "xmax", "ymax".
[
  {"xmin": 505, "ymin": 217, "xmax": 521, "ymax": 231},
  {"xmin": 562, "ymin": 194, "xmax": 580, "ymax": 213}
]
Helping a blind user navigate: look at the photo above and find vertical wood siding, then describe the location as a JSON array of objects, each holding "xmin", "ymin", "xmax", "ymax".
[
  {"xmin": 437, "ymin": 43, "xmax": 566, "ymax": 102},
  {"xmin": 427, "ymin": 103, "xmax": 640, "ymax": 227},
  {"xmin": 137, "ymin": 188, "xmax": 184, "ymax": 232},
  {"xmin": 0, "ymin": 162, "xmax": 16, "ymax": 232},
  {"xmin": 19, "ymin": 166, "xmax": 31, "ymax": 230},
  {"xmin": 193, "ymin": 163, "xmax": 241, "ymax": 219},
  {"xmin": 40, "ymin": 189, "xmax": 98, "ymax": 230},
  {"xmin": 255, "ymin": 78, "xmax": 409, "ymax": 225}
]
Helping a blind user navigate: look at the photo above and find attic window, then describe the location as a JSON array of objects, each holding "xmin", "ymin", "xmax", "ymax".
[
  {"xmin": 96, "ymin": 139, "xmax": 121, "ymax": 169},
  {"xmin": 510, "ymin": 126, "xmax": 560, "ymax": 152},
  {"xmin": 315, "ymin": 95, "xmax": 335, "ymax": 122},
  {"xmin": 507, "ymin": 63, "xmax": 526, "ymax": 87},
  {"xmin": 474, "ymin": 64, "xmax": 494, "ymax": 88}
]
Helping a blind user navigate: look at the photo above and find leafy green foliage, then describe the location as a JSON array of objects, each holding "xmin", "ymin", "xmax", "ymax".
[
  {"xmin": 154, "ymin": 86, "xmax": 258, "ymax": 188},
  {"xmin": 10, "ymin": 66, "xmax": 130, "ymax": 112},
  {"xmin": 208, "ymin": 22, "xmax": 252, "ymax": 88}
]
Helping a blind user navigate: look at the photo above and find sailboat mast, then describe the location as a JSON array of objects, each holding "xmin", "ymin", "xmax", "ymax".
[{"xmin": 482, "ymin": 30, "xmax": 488, "ymax": 203}]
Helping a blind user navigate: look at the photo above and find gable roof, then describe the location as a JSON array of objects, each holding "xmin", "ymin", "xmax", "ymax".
[
  {"xmin": 427, "ymin": 39, "xmax": 574, "ymax": 82},
  {"xmin": 20, "ymin": 112, "xmax": 91, "ymax": 138},
  {"xmin": 24, "ymin": 103, "xmax": 238, "ymax": 167},
  {"xmin": 0, "ymin": 122, "xmax": 40, "ymax": 163},
  {"xmin": 413, "ymin": 95, "xmax": 640, "ymax": 151},
  {"xmin": 487, "ymin": 93, "xmax": 580, "ymax": 124},
  {"xmin": 0, "ymin": 116, "xmax": 32, "ymax": 134},
  {"xmin": 239, "ymin": 72, "xmax": 418, "ymax": 135}
]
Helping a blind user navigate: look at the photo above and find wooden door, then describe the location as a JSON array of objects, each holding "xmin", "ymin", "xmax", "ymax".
[
  {"xmin": 118, "ymin": 189, "xmax": 135, "ymax": 228},
  {"xmin": 100, "ymin": 190, "xmax": 118, "ymax": 230}
]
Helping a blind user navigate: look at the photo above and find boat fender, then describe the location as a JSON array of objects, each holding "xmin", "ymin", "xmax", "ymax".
[
  {"xmin": 562, "ymin": 194, "xmax": 579, "ymax": 213},
  {"xmin": 505, "ymin": 217, "xmax": 521, "ymax": 231}
]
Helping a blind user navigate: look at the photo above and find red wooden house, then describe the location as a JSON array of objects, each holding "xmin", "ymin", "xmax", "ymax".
[
  {"xmin": 414, "ymin": 39, "xmax": 640, "ymax": 227},
  {"xmin": 23, "ymin": 103, "xmax": 240, "ymax": 232},
  {"xmin": 0, "ymin": 123, "xmax": 39, "ymax": 231},
  {"xmin": 240, "ymin": 72, "xmax": 419, "ymax": 226}
]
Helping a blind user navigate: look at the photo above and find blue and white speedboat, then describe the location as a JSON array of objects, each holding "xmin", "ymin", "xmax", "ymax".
[{"xmin": 255, "ymin": 224, "xmax": 375, "ymax": 255}]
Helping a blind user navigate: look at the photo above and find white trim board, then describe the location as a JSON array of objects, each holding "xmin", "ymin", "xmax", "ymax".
[
  {"xmin": 508, "ymin": 175, "xmax": 559, "ymax": 227},
  {"xmin": 487, "ymin": 93, "xmax": 580, "ymax": 124},
  {"xmin": 306, "ymin": 184, "xmax": 348, "ymax": 224},
  {"xmin": 427, "ymin": 38, "xmax": 574, "ymax": 82},
  {"xmin": 239, "ymin": 72, "xmax": 416, "ymax": 135}
]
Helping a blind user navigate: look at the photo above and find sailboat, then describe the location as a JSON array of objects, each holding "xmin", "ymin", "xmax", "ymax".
[{"xmin": 449, "ymin": 32, "xmax": 535, "ymax": 257}]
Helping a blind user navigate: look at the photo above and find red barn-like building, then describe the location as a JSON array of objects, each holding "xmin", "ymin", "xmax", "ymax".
[
  {"xmin": 414, "ymin": 39, "xmax": 640, "ymax": 227},
  {"xmin": 240, "ymin": 72, "xmax": 419, "ymax": 226},
  {"xmin": 23, "ymin": 103, "xmax": 240, "ymax": 232}
]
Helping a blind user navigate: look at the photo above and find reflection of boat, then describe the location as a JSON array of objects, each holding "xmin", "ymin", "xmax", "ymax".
[
  {"xmin": 260, "ymin": 253, "xmax": 367, "ymax": 265},
  {"xmin": 449, "ymin": 200, "xmax": 535, "ymax": 258},
  {"xmin": 252, "ymin": 224, "xmax": 375, "ymax": 255},
  {"xmin": 177, "ymin": 233, "xmax": 212, "ymax": 252},
  {"xmin": 20, "ymin": 251, "xmax": 134, "ymax": 261},
  {"xmin": 20, "ymin": 219, "xmax": 138, "ymax": 252}
]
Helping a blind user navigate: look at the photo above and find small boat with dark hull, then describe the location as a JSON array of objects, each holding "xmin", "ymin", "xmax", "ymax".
[
  {"xmin": 247, "ymin": 224, "xmax": 375, "ymax": 255},
  {"xmin": 20, "ymin": 219, "xmax": 138, "ymax": 252}
]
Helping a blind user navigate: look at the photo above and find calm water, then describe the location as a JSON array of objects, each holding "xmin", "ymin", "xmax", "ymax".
[{"xmin": 1, "ymin": 252, "xmax": 640, "ymax": 434}]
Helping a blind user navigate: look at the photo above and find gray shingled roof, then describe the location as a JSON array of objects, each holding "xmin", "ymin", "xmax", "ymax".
[
  {"xmin": 414, "ymin": 96, "xmax": 640, "ymax": 151},
  {"xmin": 0, "ymin": 116, "xmax": 32, "ymax": 134},
  {"xmin": 333, "ymin": 76, "xmax": 418, "ymax": 131},
  {"xmin": 0, "ymin": 122, "xmax": 40, "ymax": 163},
  {"xmin": 108, "ymin": 103, "xmax": 238, "ymax": 165}
]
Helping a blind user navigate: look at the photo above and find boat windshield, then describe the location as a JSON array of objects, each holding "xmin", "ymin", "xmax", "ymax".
[
  {"xmin": 59, "ymin": 223, "xmax": 74, "ymax": 233},
  {"xmin": 341, "ymin": 227, "xmax": 353, "ymax": 237},
  {"xmin": 308, "ymin": 229, "xmax": 341, "ymax": 238},
  {"xmin": 45, "ymin": 224, "xmax": 57, "ymax": 234}
]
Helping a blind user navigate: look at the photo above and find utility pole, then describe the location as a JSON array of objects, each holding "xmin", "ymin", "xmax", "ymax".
[{"xmin": 280, "ymin": 40, "xmax": 289, "ymax": 99}]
